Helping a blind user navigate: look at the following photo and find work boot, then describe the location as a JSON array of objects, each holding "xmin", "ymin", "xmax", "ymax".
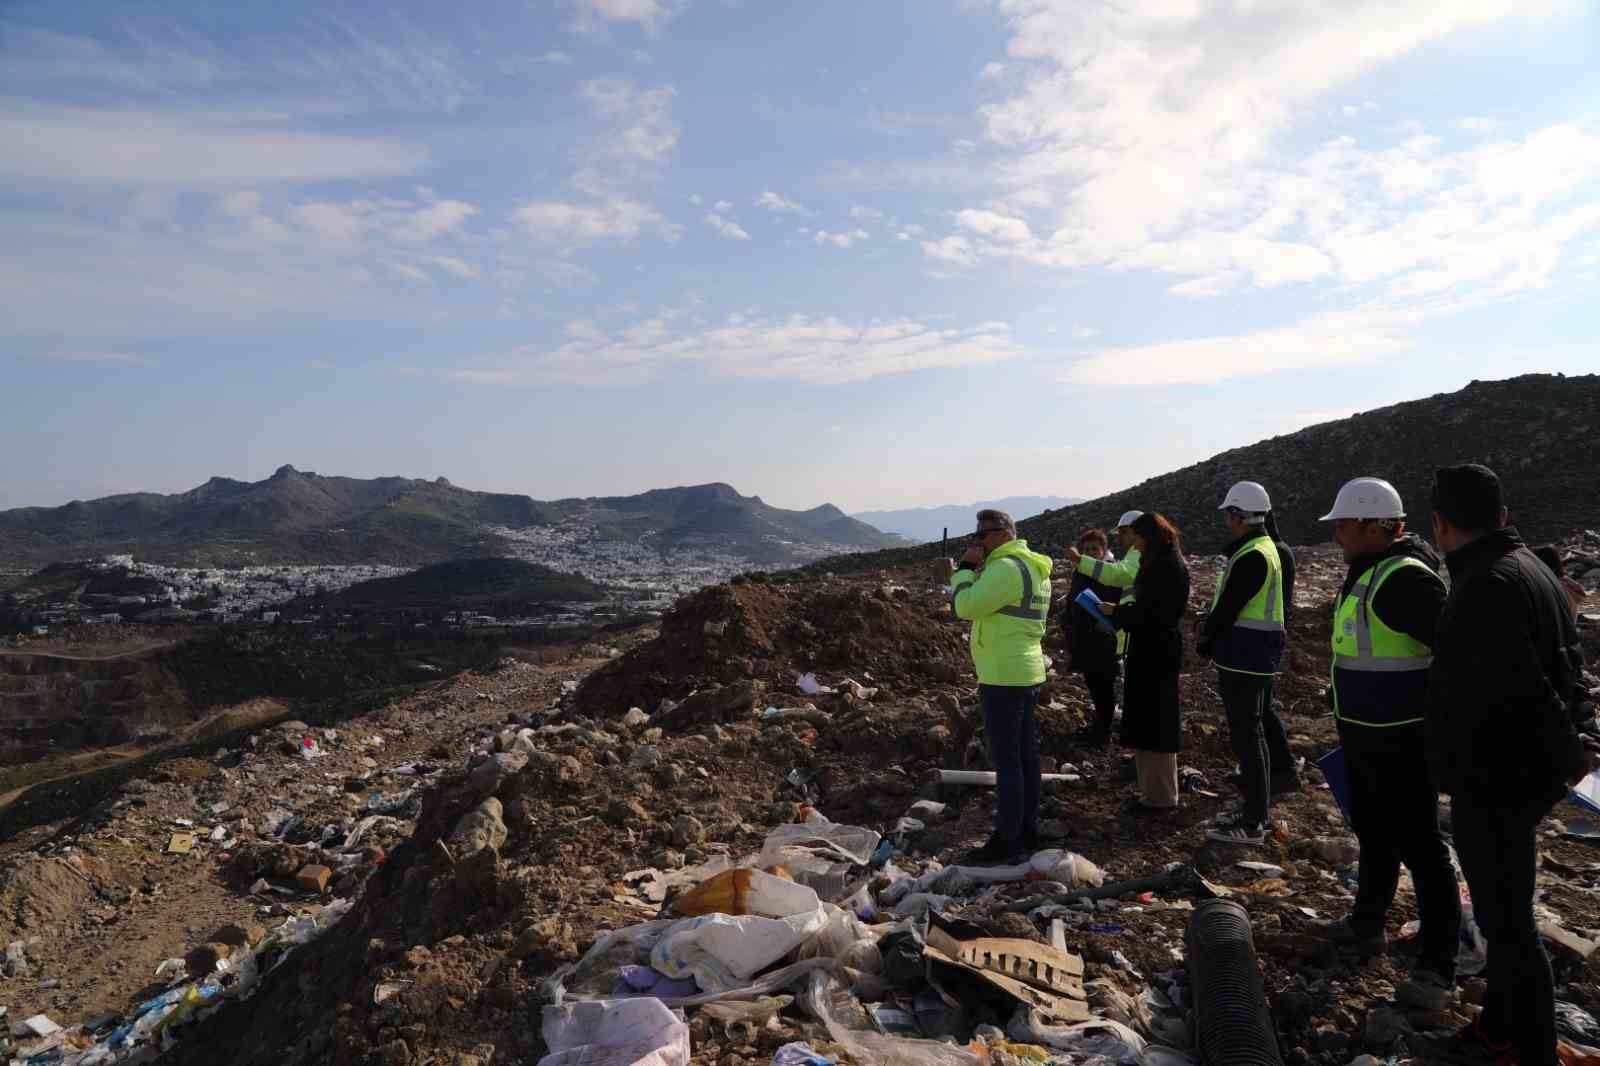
[
  {"xmin": 1410, "ymin": 1020, "xmax": 1515, "ymax": 1065},
  {"xmin": 1395, "ymin": 966, "xmax": 1457, "ymax": 1011},
  {"xmin": 1311, "ymin": 916, "xmax": 1387, "ymax": 957},
  {"xmin": 1020, "ymin": 825, "xmax": 1040, "ymax": 853},
  {"xmin": 963, "ymin": 834, "xmax": 1022, "ymax": 866}
]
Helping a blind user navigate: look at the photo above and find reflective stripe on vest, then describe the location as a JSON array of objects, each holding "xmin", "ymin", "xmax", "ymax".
[
  {"xmin": 1211, "ymin": 535, "xmax": 1285, "ymax": 675},
  {"xmin": 997, "ymin": 556, "xmax": 1049, "ymax": 621},
  {"xmin": 1331, "ymin": 555, "xmax": 1436, "ymax": 726}
]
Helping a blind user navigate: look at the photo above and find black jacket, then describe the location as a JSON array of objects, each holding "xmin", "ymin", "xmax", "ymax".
[
  {"xmin": 1338, "ymin": 534, "xmax": 1446, "ymax": 646},
  {"xmin": 1425, "ymin": 527, "xmax": 1588, "ymax": 805},
  {"xmin": 1065, "ymin": 569, "xmax": 1122, "ymax": 675},
  {"xmin": 1199, "ymin": 531, "xmax": 1288, "ymax": 662},
  {"xmin": 1114, "ymin": 545, "xmax": 1190, "ymax": 752},
  {"xmin": 1277, "ymin": 540, "xmax": 1296, "ymax": 631}
]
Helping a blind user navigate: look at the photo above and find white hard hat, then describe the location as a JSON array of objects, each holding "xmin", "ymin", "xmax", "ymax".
[
  {"xmin": 1219, "ymin": 481, "xmax": 1272, "ymax": 513},
  {"xmin": 1319, "ymin": 477, "xmax": 1404, "ymax": 522},
  {"xmin": 1116, "ymin": 510, "xmax": 1144, "ymax": 528}
]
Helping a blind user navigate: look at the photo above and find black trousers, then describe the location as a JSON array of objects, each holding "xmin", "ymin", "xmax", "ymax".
[
  {"xmin": 1338, "ymin": 721, "xmax": 1460, "ymax": 975},
  {"xmin": 1453, "ymin": 794, "xmax": 1559, "ymax": 1066},
  {"xmin": 979, "ymin": 684, "xmax": 1041, "ymax": 844},
  {"xmin": 1083, "ymin": 668, "xmax": 1118, "ymax": 740},
  {"xmin": 1262, "ymin": 680, "xmax": 1298, "ymax": 788},
  {"xmin": 1218, "ymin": 669, "xmax": 1272, "ymax": 825}
]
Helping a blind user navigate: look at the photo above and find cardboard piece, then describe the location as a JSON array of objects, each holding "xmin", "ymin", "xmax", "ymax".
[
  {"xmin": 166, "ymin": 833, "xmax": 195, "ymax": 855},
  {"xmin": 924, "ymin": 925, "xmax": 1088, "ymax": 1024}
]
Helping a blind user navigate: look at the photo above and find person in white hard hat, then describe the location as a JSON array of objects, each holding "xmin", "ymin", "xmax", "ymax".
[
  {"xmin": 1311, "ymin": 477, "xmax": 1461, "ymax": 1012},
  {"xmin": 1064, "ymin": 510, "xmax": 1144, "ymax": 748},
  {"xmin": 1201, "ymin": 481, "xmax": 1288, "ymax": 845}
]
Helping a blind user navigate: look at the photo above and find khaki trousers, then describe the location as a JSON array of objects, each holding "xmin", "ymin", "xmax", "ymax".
[{"xmin": 1135, "ymin": 751, "xmax": 1179, "ymax": 809}]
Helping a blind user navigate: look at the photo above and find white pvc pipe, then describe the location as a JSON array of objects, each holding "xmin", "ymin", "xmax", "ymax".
[{"xmin": 938, "ymin": 770, "xmax": 1081, "ymax": 786}]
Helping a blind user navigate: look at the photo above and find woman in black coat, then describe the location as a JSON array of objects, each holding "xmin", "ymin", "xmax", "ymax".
[{"xmin": 1101, "ymin": 512, "xmax": 1190, "ymax": 812}]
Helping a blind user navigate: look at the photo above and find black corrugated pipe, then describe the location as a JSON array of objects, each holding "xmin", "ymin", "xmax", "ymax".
[{"xmin": 1185, "ymin": 898, "xmax": 1284, "ymax": 1066}]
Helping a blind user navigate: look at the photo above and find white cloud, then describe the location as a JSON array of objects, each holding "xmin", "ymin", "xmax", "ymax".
[
  {"xmin": 451, "ymin": 312, "xmax": 1027, "ymax": 386},
  {"xmin": 395, "ymin": 199, "xmax": 477, "ymax": 242},
  {"xmin": 956, "ymin": 208, "xmax": 1032, "ymax": 244},
  {"xmin": 689, "ymin": 194, "xmax": 703, "ymax": 205},
  {"xmin": 980, "ymin": 62, "xmax": 1007, "ymax": 80},
  {"xmin": 1059, "ymin": 306, "xmax": 1417, "ymax": 386},
  {"xmin": 580, "ymin": 79, "xmax": 679, "ymax": 164},
  {"xmin": 515, "ymin": 196, "xmax": 666, "ymax": 242},
  {"xmin": 921, "ymin": 234, "xmax": 976, "ymax": 265},
  {"xmin": 386, "ymin": 261, "xmax": 431, "ymax": 284},
  {"xmin": 538, "ymin": 50, "xmax": 574, "ymax": 64},
  {"xmin": 28, "ymin": 350, "xmax": 151, "ymax": 366},
  {"xmin": 292, "ymin": 202, "xmax": 365, "ymax": 243},
  {"xmin": 1071, "ymin": 325, "xmax": 1099, "ymax": 340},
  {"xmin": 705, "ymin": 212, "xmax": 752, "ymax": 240},
  {"xmin": 1457, "ymin": 115, "xmax": 1503, "ymax": 135},
  {"xmin": 580, "ymin": 0, "xmax": 672, "ymax": 25},
  {"xmin": 754, "ymin": 190, "xmax": 808, "ymax": 214},
  {"xmin": 714, "ymin": 199, "xmax": 734, "ymax": 212},
  {"xmin": 849, "ymin": 204, "xmax": 885, "ymax": 221},
  {"xmin": 430, "ymin": 255, "xmax": 479, "ymax": 278},
  {"xmin": 814, "ymin": 228, "xmax": 869, "ymax": 248},
  {"xmin": 0, "ymin": 102, "xmax": 429, "ymax": 185}
]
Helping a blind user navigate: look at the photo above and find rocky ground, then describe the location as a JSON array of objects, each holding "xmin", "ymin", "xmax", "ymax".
[{"xmin": 2, "ymin": 536, "xmax": 1598, "ymax": 1065}]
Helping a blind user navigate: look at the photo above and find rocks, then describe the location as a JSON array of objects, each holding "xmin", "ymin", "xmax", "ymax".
[
  {"xmin": 671, "ymin": 814, "xmax": 706, "ymax": 848},
  {"xmin": 508, "ymin": 917, "xmax": 578, "ymax": 962},
  {"xmin": 606, "ymin": 797, "xmax": 649, "ymax": 827},
  {"xmin": 377, "ymin": 1038, "xmax": 414, "ymax": 1065},
  {"xmin": 622, "ymin": 707, "xmax": 651, "ymax": 730},
  {"xmin": 449, "ymin": 798, "xmax": 508, "ymax": 857},
  {"xmin": 628, "ymin": 745, "xmax": 662, "ymax": 771},
  {"xmin": 1362, "ymin": 1007, "xmax": 1411, "ymax": 1048},
  {"xmin": 467, "ymin": 752, "xmax": 527, "ymax": 797},
  {"xmin": 185, "ymin": 941, "xmax": 234, "ymax": 976},
  {"xmin": 652, "ymin": 680, "xmax": 763, "ymax": 732},
  {"xmin": 295, "ymin": 864, "xmax": 333, "ymax": 894}
]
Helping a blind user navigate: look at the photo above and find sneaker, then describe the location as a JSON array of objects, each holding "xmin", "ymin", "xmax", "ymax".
[
  {"xmin": 1206, "ymin": 819, "xmax": 1267, "ymax": 845},
  {"xmin": 1395, "ymin": 966, "xmax": 1457, "ymax": 1011},
  {"xmin": 1310, "ymin": 916, "xmax": 1387, "ymax": 956},
  {"xmin": 963, "ymin": 834, "xmax": 1022, "ymax": 866}
]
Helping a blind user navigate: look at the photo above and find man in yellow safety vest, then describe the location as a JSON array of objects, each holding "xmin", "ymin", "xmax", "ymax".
[
  {"xmin": 1312, "ymin": 477, "xmax": 1460, "ymax": 1012},
  {"xmin": 1200, "ymin": 482, "xmax": 1286, "ymax": 845}
]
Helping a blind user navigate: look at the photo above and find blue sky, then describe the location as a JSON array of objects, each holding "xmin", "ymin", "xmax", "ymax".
[{"xmin": 3, "ymin": 0, "xmax": 1598, "ymax": 515}]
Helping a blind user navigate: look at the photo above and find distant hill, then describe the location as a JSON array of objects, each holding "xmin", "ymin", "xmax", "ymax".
[
  {"xmin": 327, "ymin": 558, "xmax": 603, "ymax": 609},
  {"xmin": 852, "ymin": 496, "xmax": 1083, "ymax": 543},
  {"xmin": 805, "ymin": 373, "xmax": 1600, "ymax": 571},
  {"xmin": 0, "ymin": 467, "xmax": 900, "ymax": 568}
]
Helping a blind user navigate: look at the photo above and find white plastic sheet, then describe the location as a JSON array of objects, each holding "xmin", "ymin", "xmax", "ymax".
[
  {"xmin": 1008, "ymin": 1007, "xmax": 1149, "ymax": 1064},
  {"xmin": 652, "ymin": 904, "xmax": 828, "ymax": 993},
  {"xmin": 538, "ymin": 998, "xmax": 689, "ymax": 1066}
]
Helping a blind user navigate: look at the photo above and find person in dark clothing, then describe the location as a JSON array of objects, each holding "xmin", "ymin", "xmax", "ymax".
[
  {"xmin": 1100, "ymin": 513, "xmax": 1190, "ymax": 812},
  {"xmin": 1200, "ymin": 481, "xmax": 1288, "ymax": 845},
  {"xmin": 1310, "ymin": 477, "xmax": 1460, "ymax": 1012},
  {"xmin": 1533, "ymin": 543, "xmax": 1587, "ymax": 620},
  {"xmin": 1423, "ymin": 464, "xmax": 1588, "ymax": 1066},
  {"xmin": 1261, "ymin": 510, "xmax": 1301, "ymax": 795},
  {"xmin": 1064, "ymin": 528, "xmax": 1123, "ymax": 747}
]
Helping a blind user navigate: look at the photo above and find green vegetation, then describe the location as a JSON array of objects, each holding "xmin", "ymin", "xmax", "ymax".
[{"xmin": 330, "ymin": 557, "xmax": 603, "ymax": 609}]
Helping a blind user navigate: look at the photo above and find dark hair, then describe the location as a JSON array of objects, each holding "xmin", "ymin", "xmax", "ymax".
[
  {"xmin": 975, "ymin": 508, "xmax": 1015, "ymax": 535},
  {"xmin": 1431, "ymin": 463, "xmax": 1503, "ymax": 531},
  {"xmin": 1533, "ymin": 545, "xmax": 1566, "ymax": 578},
  {"xmin": 1130, "ymin": 512, "xmax": 1184, "ymax": 558},
  {"xmin": 1263, "ymin": 510, "xmax": 1282, "ymax": 542},
  {"xmin": 1076, "ymin": 528, "xmax": 1108, "ymax": 550}
]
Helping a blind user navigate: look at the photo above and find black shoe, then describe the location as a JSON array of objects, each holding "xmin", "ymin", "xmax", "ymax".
[
  {"xmin": 1071, "ymin": 727, "xmax": 1110, "ymax": 748},
  {"xmin": 963, "ymin": 834, "xmax": 1022, "ymax": 866},
  {"xmin": 1020, "ymin": 826, "xmax": 1040, "ymax": 852}
]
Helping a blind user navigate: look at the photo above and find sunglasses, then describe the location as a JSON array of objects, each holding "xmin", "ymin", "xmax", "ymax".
[{"xmin": 973, "ymin": 527, "xmax": 1007, "ymax": 538}]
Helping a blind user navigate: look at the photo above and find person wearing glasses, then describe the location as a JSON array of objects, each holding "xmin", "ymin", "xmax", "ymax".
[{"xmin": 942, "ymin": 509, "xmax": 1053, "ymax": 864}]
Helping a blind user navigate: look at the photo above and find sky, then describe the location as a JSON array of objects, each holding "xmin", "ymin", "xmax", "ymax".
[{"xmin": 3, "ymin": 0, "xmax": 1599, "ymax": 515}]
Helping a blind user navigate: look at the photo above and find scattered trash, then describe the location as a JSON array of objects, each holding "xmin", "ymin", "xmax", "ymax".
[
  {"xmin": 772, "ymin": 1042, "xmax": 837, "ymax": 1066},
  {"xmin": 166, "ymin": 833, "xmax": 195, "ymax": 855}
]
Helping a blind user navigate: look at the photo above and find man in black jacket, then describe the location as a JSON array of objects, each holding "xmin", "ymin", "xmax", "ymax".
[
  {"xmin": 1065, "ymin": 528, "xmax": 1122, "ymax": 747},
  {"xmin": 1424, "ymin": 464, "xmax": 1588, "ymax": 1066}
]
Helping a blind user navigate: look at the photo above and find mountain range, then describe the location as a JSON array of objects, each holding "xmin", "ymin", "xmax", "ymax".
[
  {"xmin": 0, "ymin": 467, "xmax": 899, "ymax": 568},
  {"xmin": 852, "ymin": 496, "xmax": 1083, "ymax": 544},
  {"xmin": 808, "ymin": 373, "xmax": 1600, "ymax": 570}
]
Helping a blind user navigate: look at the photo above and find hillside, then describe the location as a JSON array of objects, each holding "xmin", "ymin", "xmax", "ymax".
[
  {"xmin": 325, "ymin": 557, "xmax": 604, "ymax": 609},
  {"xmin": 853, "ymin": 495, "xmax": 1083, "ymax": 542},
  {"xmin": 0, "ymin": 470, "xmax": 900, "ymax": 568},
  {"xmin": 811, "ymin": 373, "xmax": 1600, "ymax": 570}
]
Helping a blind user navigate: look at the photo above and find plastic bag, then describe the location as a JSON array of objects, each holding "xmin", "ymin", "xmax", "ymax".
[
  {"xmin": 1008, "ymin": 1006, "xmax": 1147, "ymax": 1064},
  {"xmin": 761, "ymin": 822, "xmax": 882, "ymax": 867},
  {"xmin": 653, "ymin": 906, "xmax": 828, "ymax": 992},
  {"xmin": 700, "ymin": 995, "xmax": 793, "ymax": 1042},
  {"xmin": 801, "ymin": 970, "xmax": 981, "ymax": 1066},
  {"xmin": 674, "ymin": 869, "xmax": 818, "ymax": 918},
  {"xmin": 539, "ymin": 998, "xmax": 689, "ymax": 1066},
  {"xmin": 773, "ymin": 1043, "xmax": 837, "ymax": 1066}
]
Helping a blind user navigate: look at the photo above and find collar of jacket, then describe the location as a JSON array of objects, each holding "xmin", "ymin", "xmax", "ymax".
[
  {"xmin": 1444, "ymin": 526, "xmax": 1525, "ymax": 580},
  {"xmin": 1340, "ymin": 533, "xmax": 1440, "ymax": 597}
]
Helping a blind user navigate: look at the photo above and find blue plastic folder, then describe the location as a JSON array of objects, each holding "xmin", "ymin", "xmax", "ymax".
[
  {"xmin": 1073, "ymin": 588, "xmax": 1118, "ymax": 636},
  {"xmin": 1317, "ymin": 746, "xmax": 1354, "ymax": 826},
  {"xmin": 1570, "ymin": 770, "xmax": 1600, "ymax": 817}
]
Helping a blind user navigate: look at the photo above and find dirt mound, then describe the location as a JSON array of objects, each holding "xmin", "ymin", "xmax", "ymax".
[{"xmin": 577, "ymin": 577, "xmax": 970, "ymax": 716}]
